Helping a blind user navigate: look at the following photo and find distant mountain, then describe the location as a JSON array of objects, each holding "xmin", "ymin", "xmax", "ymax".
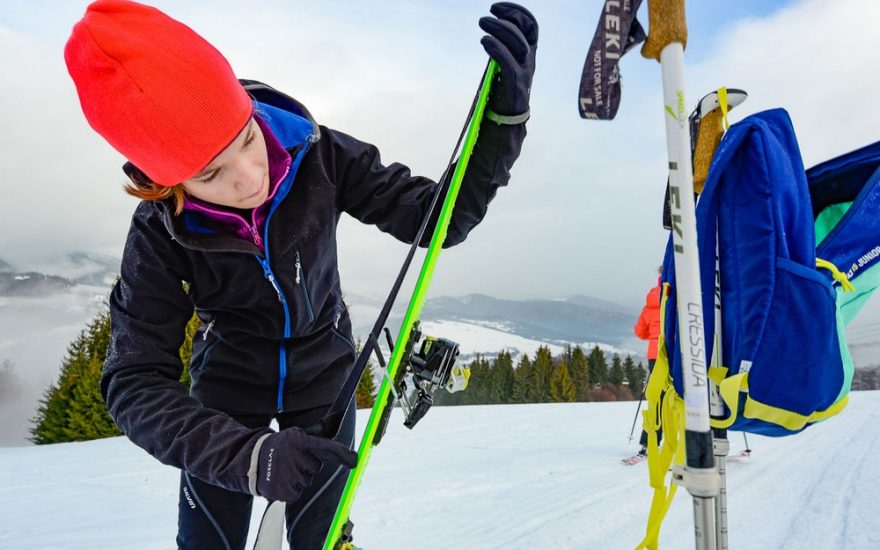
[
  {"xmin": 21, "ymin": 252, "xmax": 120, "ymax": 287},
  {"xmin": 562, "ymin": 294, "xmax": 639, "ymax": 316},
  {"xmin": 422, "ymin": 293, "xmax": 636, "ymax": 348},
  {"xmin": 0, "ymin": 259, "xmax": 14, "ymax": 273},
  {"xmin": 0, "ymin": 272, "xmax": 74, "ymax": 297}
]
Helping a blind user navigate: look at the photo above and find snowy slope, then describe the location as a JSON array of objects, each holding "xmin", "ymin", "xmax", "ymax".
[{"xmin": 0, "ymin": 392, "xmax": 878, "ymax": 549}]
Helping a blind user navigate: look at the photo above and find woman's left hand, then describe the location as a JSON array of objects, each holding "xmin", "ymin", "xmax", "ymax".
[{"xmin": 479, "ymin": 2, "xmax": 539, "ymax": 119}]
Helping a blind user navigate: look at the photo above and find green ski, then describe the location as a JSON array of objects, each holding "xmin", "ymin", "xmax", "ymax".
[{"xmin": 322, "ymin": 60, "xmax": 498, "ymax": 550}]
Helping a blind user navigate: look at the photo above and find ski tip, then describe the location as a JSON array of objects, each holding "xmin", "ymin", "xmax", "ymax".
[
  {"xmin": 621, "ymin": 454, "xmax": 647, "ymax": 466},
  {"xmin": 697, "ymin": 88, "xmax": 748, "ymax": 116}
]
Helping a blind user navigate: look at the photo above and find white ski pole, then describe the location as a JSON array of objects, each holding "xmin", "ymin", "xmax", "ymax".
[{"xmin": 641, "ymin": 1, "xmax": 719, "ymax": 548}]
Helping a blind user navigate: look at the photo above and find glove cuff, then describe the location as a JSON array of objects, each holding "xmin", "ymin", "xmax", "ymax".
[
  {"xmin": 249, "ymin": 432, "xmax": 273, "ymax": 496},
  {"xmin": 486, "ymin": 108, "xmax": 530, "ymax": 125}
]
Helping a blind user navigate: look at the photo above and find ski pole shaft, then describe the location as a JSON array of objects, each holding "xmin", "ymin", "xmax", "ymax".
[
  {"xmin": 643, "ymin": 0, "xmax": 718, "ymax": 548},
  {"xmin": 628, "ymin": 372, "xmax": 650, "ymax": 442},
  {"xmin": 713, "ymin": 429, "xmax": 730, "ymax": 550}
]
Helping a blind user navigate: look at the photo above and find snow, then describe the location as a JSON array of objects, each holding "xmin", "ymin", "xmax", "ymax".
[{"xmin": 1, "ymin": 392, "xmax": 878, "ymax": 549}]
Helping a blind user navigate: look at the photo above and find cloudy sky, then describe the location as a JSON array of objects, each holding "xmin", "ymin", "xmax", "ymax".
[{"xmin": 1, "ymin": 0, "xmax": 879, "ymax": 308}]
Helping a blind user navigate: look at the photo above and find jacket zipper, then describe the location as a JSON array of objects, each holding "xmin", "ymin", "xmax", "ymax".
[
  {"xmin": 295, "ymin": 250, "xmax": 315, "ymax": 324},
  {"xmin": 259, "ymin": 134, "xmax": 317, "ymax": 412}
]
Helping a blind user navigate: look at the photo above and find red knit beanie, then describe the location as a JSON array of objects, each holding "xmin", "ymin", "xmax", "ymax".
[{"xmin": 64, "ymin": 0, "xmax": 252, "ymax": 186}]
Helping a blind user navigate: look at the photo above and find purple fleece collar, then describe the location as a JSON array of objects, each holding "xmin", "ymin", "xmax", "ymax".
[{"xmin": 180, "ymin": 114, "xmax": 292, "ymax": 248}]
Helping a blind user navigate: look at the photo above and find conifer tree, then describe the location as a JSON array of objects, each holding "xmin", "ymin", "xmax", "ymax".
[
  {"xmin": 31, "ymin": 305, "xmax": 200, "ymax": 444},
  {"xmin": 489, "ymin": 350, "xmax": 515, "ymax": 404},
  {"xmin": 550, "ymin": 361, "xmax": 576, "ymax": 403},
  {"xmin": 588, "ymin": 345, "xmax": 608, "ymax": 385},
  {"xmin": 609, "ymin": 353, "xmax": 625, "ymax": 386},
  {"xmin": 624, "ymin": 355, "xmax": 642, "ymax": 394},
  {"xmin": 31, "ymin": 313, "xmax": 107, "ymax": 444},
  {"xmin": 468, "ymin": 355, "xmax": 493, "ymax": 405},
  {"xmin": 64, "ymin": 354, "xmax": 122, "ymax": 441},
  {"xmin": 354, "ymin": 340, "xmax": 378, "ymax": 409},
  {"xmin": 178, "ymin": 314, "xmax": 201, "ymax": 388},
  {"xmin": 531, "ymin": 346, "xmax": 554, "ymax": 403},
  {"xmin": 637, "ymin": 361, "xmax": 649, "ymax": 390},
  {"xmin": 569, "ymin": 345, "xmax": 590, "ymax": 401},
  {"xmin": 562, "ymin": 345, "xmax": 574, "ymax": 370},
  {"xmin": 355, "ymin": 363, "xmax": 377, "ymax": 409},
  {"xmin": 512, "ymin": 353, "xmax": 533, "ymax": 403}
]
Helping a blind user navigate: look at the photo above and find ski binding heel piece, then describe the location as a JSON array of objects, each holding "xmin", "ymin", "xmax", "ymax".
[{"xmin": 399, "ymin": 322, "xmax": 467, "ymax": 429}]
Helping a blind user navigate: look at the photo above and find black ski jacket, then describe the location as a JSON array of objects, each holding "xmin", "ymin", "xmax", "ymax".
[{"xmin": 100, "ymin": 81, "xmax": 526, "ymax": 493}]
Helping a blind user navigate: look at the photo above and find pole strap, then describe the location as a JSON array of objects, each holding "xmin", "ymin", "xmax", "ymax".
[{"xmin": 486, "ymin": 108, "xmax": 530, "ymax": 125}]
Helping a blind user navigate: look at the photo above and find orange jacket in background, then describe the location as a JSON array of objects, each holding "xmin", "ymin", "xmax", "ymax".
[{"xmin": 634, "ymin": 284, "xmax": 662, "ymax": 359}]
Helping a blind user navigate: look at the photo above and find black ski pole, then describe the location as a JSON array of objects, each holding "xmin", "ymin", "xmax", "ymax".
[{"xmin": 628, "ymin": 370, "xmax": 650, "ymax": 443}]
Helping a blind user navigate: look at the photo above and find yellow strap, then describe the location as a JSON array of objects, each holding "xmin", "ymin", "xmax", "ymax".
[
  {"xmin": 718, "ymin": 87, "xmax": 730, "ymax": 130},
  {"xmin": 744, "ymin": 393, "xmax": 850, "ymax": 431},
  {"xmin": 707, "ymin": 368, "xmax": 850, "ymax": 431},
  {"xmin": 816, "ymin": 257, "xmax": 856, "ymax": 292},
  {"xmin": 709, "ymin": 372, "xmax": 749, "ymax": 430},
  {"xmin": 708, "ymin": 365, "xmax": 728, "ymax": 386}
]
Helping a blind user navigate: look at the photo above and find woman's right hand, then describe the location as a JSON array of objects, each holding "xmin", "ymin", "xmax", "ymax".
[{"xmin": 253, "ymin": 427, "xmax": 358, "ymax": 502}]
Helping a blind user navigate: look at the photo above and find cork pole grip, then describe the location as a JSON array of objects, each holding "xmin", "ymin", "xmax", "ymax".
[
  {"xmin": 692, "ymin": 109, "xmax": 724, "ymax": 194},
  {"xmin": 641, "ymin": 0, "xmax": 688, "ymax": 61}
]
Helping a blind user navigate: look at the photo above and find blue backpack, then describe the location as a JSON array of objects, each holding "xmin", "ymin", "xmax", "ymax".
[{"xmin": 656, "ymin": 108, "xmax": 879, "ymax": 437}]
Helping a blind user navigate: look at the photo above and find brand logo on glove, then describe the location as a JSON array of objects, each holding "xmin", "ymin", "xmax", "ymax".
[{"xmin": 265, "ymin": 447, "xmax": 274, "ymax": 482}]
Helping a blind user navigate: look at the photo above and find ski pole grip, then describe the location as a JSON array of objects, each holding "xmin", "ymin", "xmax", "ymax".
[
  {"xmin": 693, "ymin": 108, "xmax": 723, "ymax": 194},
  {"xmin": 641, "ymin": 0, "xmax": 688, "ymax": 61}
]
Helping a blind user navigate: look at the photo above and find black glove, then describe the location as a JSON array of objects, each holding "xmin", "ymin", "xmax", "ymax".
[
  {"xmin": 253, "ymin": 427, "xmax": 357, "ymax": 502},
  {"xmin": 479, "ymin": 2, "xmax": 538, "ymax": 121}
]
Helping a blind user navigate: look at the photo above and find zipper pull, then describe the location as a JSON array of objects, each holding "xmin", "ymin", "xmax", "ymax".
[
  {"xmin": 250, "ymin": 226, "xmax": 263, "ymax": 248},
  {"xmin": 203, "ymin": 319, "xmax": 215, "ymax": 341},
  {"xmin": 261, "ymin": 262, "xmax": 284, "ymax": 303},
  {"xmin": 334, "ymin": 309, "xmax": 341, "ymax": 330},
  {"xmin": 266, "ymin": 273, "xmax": 283, "ymax": 302},
  {"xmin": 295, "ymin": 252, "xmax": 302, "ymax": 285}
]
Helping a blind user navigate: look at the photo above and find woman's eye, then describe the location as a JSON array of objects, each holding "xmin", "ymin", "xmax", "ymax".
[{"xmin": 202, "ymin": 169, "xmax": 221, "ymax": 183}]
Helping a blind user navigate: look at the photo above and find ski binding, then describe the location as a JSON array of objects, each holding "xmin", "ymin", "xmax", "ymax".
[{"xmin": 398, "ymin": 323, "xmax": 468, "ymax": 429}]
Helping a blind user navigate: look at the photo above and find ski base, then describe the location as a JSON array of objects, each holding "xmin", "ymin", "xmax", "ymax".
[{"xmin": 252, "ymin": 500, "xmax": 285, "ymax": 550}]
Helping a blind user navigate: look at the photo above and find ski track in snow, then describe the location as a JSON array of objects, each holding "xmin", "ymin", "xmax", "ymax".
[{"xmin": 0, "ymin": 394, "xmax": 878, "ymax": 549}]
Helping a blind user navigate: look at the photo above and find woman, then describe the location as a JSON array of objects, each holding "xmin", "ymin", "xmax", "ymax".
[{"xmin": 64, "ymin": 0, "xmax": 537, "ymax": 548}]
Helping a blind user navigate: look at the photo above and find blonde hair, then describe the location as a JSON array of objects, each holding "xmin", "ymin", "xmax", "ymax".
[{"xmin": 123, "ymin": 162, "xmax": 187, "ymax": 215}]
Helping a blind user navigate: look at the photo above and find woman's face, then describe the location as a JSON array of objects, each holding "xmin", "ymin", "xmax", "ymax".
[{"xmin": 181, "ymin": 118, "xmax": 269, "ymax": 209}]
